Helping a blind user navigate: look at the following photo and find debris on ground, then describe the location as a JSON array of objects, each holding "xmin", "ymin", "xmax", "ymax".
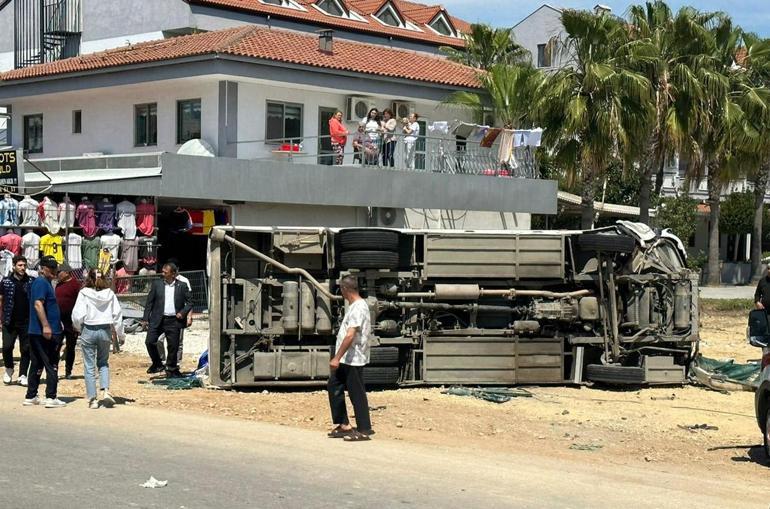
[
  {"xmin": 677, "ymin": 423, "xmax": 720, "ymax": 432},
  {"xmin": 139, "ymin": 377, "xmax": 204, "ymax": 390},
  {"xmin": 569, "ymin": 443, "xmax": 603, "ymax": 452},
  {"xmin": 442, "ymin": 386, "xmax": 533, "ymax": 403},
  {"xmin": 690, "ymin": 355, "xmax": 760, "ymax": 392},
  {"xmin": 141, "ymin": 476, "xmax": 168, "ymax": 488}
]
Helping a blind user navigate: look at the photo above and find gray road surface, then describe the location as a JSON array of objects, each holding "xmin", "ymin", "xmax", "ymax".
[{"xmin": 0, "ymin": 385, "xmax": 765, "ymax": 509}]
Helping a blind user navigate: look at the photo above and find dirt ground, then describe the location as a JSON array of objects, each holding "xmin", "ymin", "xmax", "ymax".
[{"xmin": 51, "ymin": 303, "xmax": 768, "ymax": 479}]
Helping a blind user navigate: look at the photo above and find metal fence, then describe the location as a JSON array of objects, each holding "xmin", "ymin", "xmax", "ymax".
[{"xmin": 115, "ymin": 270, "xmax": 209, "ymax": 314}]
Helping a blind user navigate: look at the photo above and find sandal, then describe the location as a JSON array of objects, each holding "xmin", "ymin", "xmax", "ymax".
[
  {"xmin": 343, "ymin": 431, "xmax": 371, "ymax": 442},
  {"xmin": 327, "ymin": 427, "xmax": 354, "ymax": 438}
]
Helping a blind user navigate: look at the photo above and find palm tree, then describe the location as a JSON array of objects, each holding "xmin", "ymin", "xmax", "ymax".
[
  {"xmin": 537, "ymin": 9, "xmax": 654, "ymax": 229},
  {"xmin": 625, "ymin": 2, "xmax": 715, "ymax": 225},
  {"xmin": 441, "ymin": 23, "xmax": 530, "ymax": 70},
  {"xmin": 444, "ymin": 64, "xmax": 544, "ymax": 128}
]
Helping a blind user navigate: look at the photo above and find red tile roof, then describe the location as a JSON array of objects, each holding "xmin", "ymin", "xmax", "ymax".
[
  {"xmin": 0, "ymin": 25, "xmax": 481, "ymax": 89},
  {"xmin": 187, "ymin": 0, "xmax": 468, "ymax": 48}
]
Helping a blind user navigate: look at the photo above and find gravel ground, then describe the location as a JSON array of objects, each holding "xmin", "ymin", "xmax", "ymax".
[{"xmin": 120, "ymin": 315, "xmax": 209, "ymax": 359}]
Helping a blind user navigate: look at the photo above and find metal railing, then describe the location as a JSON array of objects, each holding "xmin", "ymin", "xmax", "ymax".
[
  {"xmin": 115, "ymin": 270, "xmax": 209, "ymax": 313},
  {"xmin": 236, "ymin": 132, "xmax": 540, "ymax": 179}
]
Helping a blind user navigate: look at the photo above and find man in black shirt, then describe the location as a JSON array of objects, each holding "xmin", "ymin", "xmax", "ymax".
[
  {"xmin": 755, "ymin": 267, "xmax": 770, "ymax": 311},
  {"xmin": 1, "ymin": 256, "xmax": 34, "ymax": 386}
]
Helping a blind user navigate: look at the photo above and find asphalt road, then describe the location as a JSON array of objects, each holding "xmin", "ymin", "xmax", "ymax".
[{"xmin": 0, "ymin": 385, "xmax": 765, "ymax": 509}]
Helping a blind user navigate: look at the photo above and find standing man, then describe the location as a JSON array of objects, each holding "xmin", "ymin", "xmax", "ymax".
[
  {"xmin": 24, "ymin": 256, "xmax": 66, "ymax": 408},
  {"xmin": 142, "ymin": 262, "xmax": 191, "ymax": 378},
  {"xmin": 1, "ymin": 255, "xmax": 34, "ymax": 386},
  {"xmin": 755, "ymin": 265, "xmax": 770, "ymax": 312},
  {"xmin": 55, "ymin": 263, "xmax": 80, "ymax": 379},
  {"xmin": 327, "ymin": 275, "xmax": 373, "ymax": 442}
]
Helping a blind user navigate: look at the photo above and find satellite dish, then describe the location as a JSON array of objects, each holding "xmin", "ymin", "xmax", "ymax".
[{"xmin": 177, "ymin": 138, "xmax": 216, "ymax": 157}]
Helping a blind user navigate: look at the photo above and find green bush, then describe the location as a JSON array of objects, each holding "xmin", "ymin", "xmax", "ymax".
[
  {"xmin": 720, "ymin": 191, "xmax": 754, "ymax": 235},
  {"xmin": 686, "ymin": 250, "xmax": 707, "ymax": 270},
  {"xmin": 655, "ymin": 195, "xmax": 698, "ymax": 243}
]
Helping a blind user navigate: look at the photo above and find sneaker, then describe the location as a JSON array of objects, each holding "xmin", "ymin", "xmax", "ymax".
[
  {"xmin": 101, "ymin": 390, "xmax": 115, "ymax": 408},
  {"xmin": 146, "ymin": 364, "xmax": 164, "ymax": 374},
  {"xmin": 22, "ymin": 396, "xmax": 40, "ymax": 406},
  {"xmin": 3, "ymin": 368, "xmax": 12, "ymax": 385},
  {"xmin": 18, "ymin": 375, "xmax": 28, "ymax": 387},
  {"xmin": 88, "ymin": 398, "xmax": 99, "ymax": 409},
  {"xmin": 44, "ymin": 398, "xmax": 66, "ymax": 408}
]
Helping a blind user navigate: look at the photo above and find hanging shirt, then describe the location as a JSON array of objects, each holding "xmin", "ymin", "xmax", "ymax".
[
  {"xmin": 136, "ymin": 201, "xmax": 155, "ymax": 237},
  {"xmin": 81, "ymin": 236, "xmax": 101, "ymax": 270},
  {"xmin": 22, "ymin": 231, "xmax": 40, "ymax": 267},
  {"xmin": 116, "ymin": 200, "xmax": 137, "ymax": 240},
  {"xmin": 96, "ymin": 200, "xmax": 116, "ymax": 233},
  {"xmin": 40, "ymin": 233, "xmax": 64, "ymax": 263},
  {"xmin": 0, "ymin": 250, "xmax": 13, "ymax": 277},
  {"xmin": 120, "ymin": 237, "xmax": 139, "ymax": 272},
  {"xmin": 100, "ymin": 232, "xmax": 121, "ymax": 259},
  {"xmin": 202, "ymin": 210, "xmax": 216, "ymax": 235},
  {"xmin": 2, "ymin": 197, "xmax": 19, "ymax": 226},
  {"xmin": 37, "ymin": 197, "xmax": 60, "ymax": 234},
  {"xmin": 98, "ymin": 249, "xmax": 112, "ymax": 274},
  {"xmin": 76, "ymin": 201, "xmax": 98, "ymax": 238},
  {"xmin": 66, "ymin": 232, "xmax": 83, "ymax": 269},
  {"xmin": 58, "ymin": 200, "xmax": 76, "ymax": 229},
  {"xmin": 0, "ymin": 231, "xmax": 22, "ymax": 256},
  {"xmin": 18, "ymin": 196, "xmax": 40, "ymax": 227},
  {"xmin": 138, "ymin": 236, "xmax": 158, "ymax": 270}
]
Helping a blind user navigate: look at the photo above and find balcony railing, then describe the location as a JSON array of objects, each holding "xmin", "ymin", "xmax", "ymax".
[{"xmin": 236, "ymin": 132, "xmax": 541, "ymax": 179}]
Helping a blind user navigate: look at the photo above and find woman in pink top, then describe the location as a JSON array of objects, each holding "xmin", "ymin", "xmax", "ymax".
[{"xmin": 328, "ymin": 111, "xmax": 348, "ymax": 166}]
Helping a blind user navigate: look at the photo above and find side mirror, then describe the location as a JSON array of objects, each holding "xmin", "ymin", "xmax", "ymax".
[{"xmin": 748, "ymin": 309, "xmax": 770, "ymax": 347}]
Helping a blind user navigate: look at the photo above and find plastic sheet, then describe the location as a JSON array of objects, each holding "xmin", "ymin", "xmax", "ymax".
[{"xmin": 442, "ymin": 386, "xmax": 533, "ymax": 403}]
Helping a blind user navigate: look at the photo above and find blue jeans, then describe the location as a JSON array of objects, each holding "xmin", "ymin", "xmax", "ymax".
[{"xmin": 80, "ymin": 325, "xmax": 111, "ymax": 400}]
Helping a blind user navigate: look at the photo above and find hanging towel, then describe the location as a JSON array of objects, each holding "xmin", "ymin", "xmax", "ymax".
[{"xmin": 480, "ymin": 128, "xmax": 502, "ymax": 148}]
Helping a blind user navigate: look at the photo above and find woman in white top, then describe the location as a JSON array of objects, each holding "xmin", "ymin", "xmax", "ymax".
[
  {"xmin": 71, "ymin": 270, "xmax": 125, "ymax": 409},
  {"xmin": 380, "ymin": 108, "xmax": 398, "ymax": 167},
  {"xmin": 363, "ymin": 108, "xmax": 382, "ymax": 166},
  {"xmin": 402, "ymin": 112, "xmax": 421, "ymax": 170}
]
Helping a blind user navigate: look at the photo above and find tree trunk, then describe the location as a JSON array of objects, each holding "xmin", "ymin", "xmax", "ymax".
[
  {"xmin": 751, "ymin": 162, "xmax": 770, "ymax": 282},
  {"xmin": 580, "ymin": 172, "xmax": 595, "ymax": 230},
  {"xmin": 706, "ymin": 161, "xmax": 722, "ymax": 286},
  {"xmin": 639, "ymin": 162, "xmax": 654, "ymax": 226}
]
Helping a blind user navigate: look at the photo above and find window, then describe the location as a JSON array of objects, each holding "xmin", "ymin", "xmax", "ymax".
[
  {"xmin": 429, "ymin": 15, "xmax": 454, "ymax": 37},
  {"xmin": 23, "ymin": 114, "xmax": 43, "ymax": 153},
  {"xmin": 177, "ymin": 99, "xmax": 201, "ymax": 144},
  {"xmin": 72, "ymin": 110, "xmax": 82, "ymax": 134},
  {"xmin": 537, "ymin": 43, "xmax": 552, "ymax": 68},
  {"xmin": 316, "ymin": 0, "xmax": 344, "ymax": 17},
  {"xmin": 376, "ymin": 4, "xmax": 402, "ymax": 27},
  {"xmin": 266, "ymin": 101, "xmax": 303, "ymax": 142},
  {"xmin": 134, "ymin": 103, "xmax": 157, "ymax": 146},
  {"xmin": 262, "ymin": 0, "xmax": 282, "ymax": 4}
]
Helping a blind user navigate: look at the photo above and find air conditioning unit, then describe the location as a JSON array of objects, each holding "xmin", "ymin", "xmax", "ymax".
[
  {"xmin": 347, "ymin": 96, "xmax": 375, "ymax": 122},
  {"xmin": 368, "ymin": 207, "xmax": 402, "ymax": 227},
  {"xmin": 391, "ymin": 101, "xmax": 415, "ymax": 120}
]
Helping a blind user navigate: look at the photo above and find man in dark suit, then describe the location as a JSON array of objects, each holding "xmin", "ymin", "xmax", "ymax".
[{"xmin": 142, "ymin": 262, "xmax": 191, "ymax": 377}]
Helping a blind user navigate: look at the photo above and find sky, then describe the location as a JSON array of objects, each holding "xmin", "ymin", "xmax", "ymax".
[{"xmin": 440, "ymin": 1, "xmax": 770, "ymax": 36}]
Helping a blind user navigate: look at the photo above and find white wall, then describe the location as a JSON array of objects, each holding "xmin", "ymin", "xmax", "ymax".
[
  {"xmin": 513, "ymin": 5, "xmax": 566, "ymax": 70},
  {"xmin": 10, "ymin": 77, "xmax": 220, "ymax": 158}
]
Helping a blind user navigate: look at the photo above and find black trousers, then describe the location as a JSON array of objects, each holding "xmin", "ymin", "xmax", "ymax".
[
  {"xmin": 382, "ymin": 140, "xmax": 396, "ymax": 167},
  {"xmin": 61, "ymin": 325, "xmax": 79, "ymax": 375},
  {"xmin": 327, "ymin": 364, "xmax": 371, "ymax": 433},
  {"xmin": 2, "ymin": 322, "xmax": 30, "ymax": 377},
  {"xmin": 146, "ymin": 316, "xmax": 182, "ymax": 372},
  {"xmin": 26, "ymin": 334, "xmax": 62, "ymax": 400}
]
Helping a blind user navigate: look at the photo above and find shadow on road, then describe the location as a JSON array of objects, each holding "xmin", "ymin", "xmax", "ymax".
[{"xmin": 708, "ymin": 443, "xmax": 770, "ymax": 467}]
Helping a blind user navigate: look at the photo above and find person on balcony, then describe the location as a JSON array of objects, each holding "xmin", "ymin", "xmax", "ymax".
[
  {"xmin": 351, "ymin": 122, "xmax": 366, "ymax": 165},
  {"xmin": 328, "ymin": 111, "xmax": 348, "ymax": 165},
  {"xmin": 381, "ymin": 108, "xmax": 397, "ymax": 167},
  {"xmin": 403, "ymin": 113, "xmax": 420, "ymax": 170},
  {"xmin": 364, "ymin": 108, "xmax": 382, "ymax": 166}
]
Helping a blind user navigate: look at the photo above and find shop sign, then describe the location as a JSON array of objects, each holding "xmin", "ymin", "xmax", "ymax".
[{"xmin": 0, "ymin": 150, "xmax": 19, "ymax": 188}]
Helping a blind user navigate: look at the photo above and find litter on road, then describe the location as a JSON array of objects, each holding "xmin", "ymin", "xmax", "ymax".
[{"xmin": 140, "ymin": 477, "xmax": 168, "ymax": 488}]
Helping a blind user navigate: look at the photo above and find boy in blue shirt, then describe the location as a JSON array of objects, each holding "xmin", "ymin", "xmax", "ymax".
[{"xmin": 24, "ymin": 256, "xmax": 65, "ymax": 408}]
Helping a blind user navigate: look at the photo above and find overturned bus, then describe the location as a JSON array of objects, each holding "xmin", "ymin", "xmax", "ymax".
[{"xmin": 207, "ymin": 222, "xmax": 698, "ymax": 388}]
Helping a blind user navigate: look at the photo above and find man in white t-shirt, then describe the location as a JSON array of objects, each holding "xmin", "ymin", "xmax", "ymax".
[
  {"xmin": 402, "ymin": 112, "xmax": 420, "ymax": 170},
  {"xmin": 327, "ymin": 275, "xmax": 372, "ymax": 441}
]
